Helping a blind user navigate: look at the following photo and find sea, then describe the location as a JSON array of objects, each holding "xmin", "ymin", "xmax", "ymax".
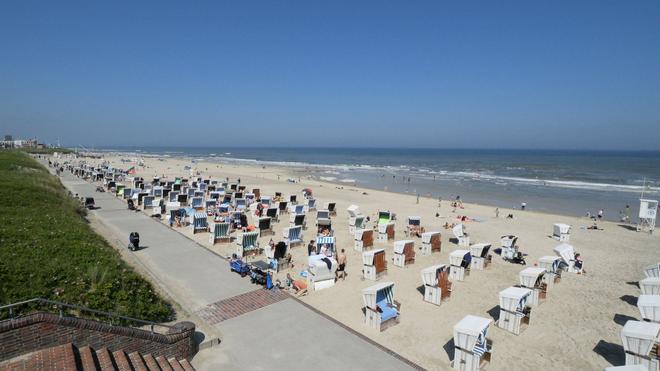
[{"xmin": 96, "ymin": 147, "xmax": 660, "ymax": 223}]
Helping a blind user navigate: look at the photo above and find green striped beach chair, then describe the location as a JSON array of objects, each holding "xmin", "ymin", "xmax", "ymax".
[
  {"xmin": 237, "ymin": 231, "xmax": 260, "ymax": 257},
  {"xmin": 209, "ymin": 222, "xmax": 231, "ymax": 244}
]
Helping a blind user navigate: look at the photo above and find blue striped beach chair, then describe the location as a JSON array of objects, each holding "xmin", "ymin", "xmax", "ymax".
[
  {"xmin": 285, "ymin": 226, "xmax": 303, "ymax": 247},
  {"xmin": 209, "ymin": 222, "xmax": 231, "ymax": 244},
  {"xmin": 192, "ymin": 212, "xmax": 209, "ymax": 234},
  {"xmin": 236, "ymin": 231, "xmax": 260, "ymax": 257}
]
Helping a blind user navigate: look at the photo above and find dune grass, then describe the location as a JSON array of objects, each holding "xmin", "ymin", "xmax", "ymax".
[{"xmin": 0, "ymin": 150, "xmax": 174, "ymax": 323}]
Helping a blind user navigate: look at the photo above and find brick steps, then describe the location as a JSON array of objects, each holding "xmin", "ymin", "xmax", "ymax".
[{"xmin": 0, "ymin": 343, "xmax": 194, "ymax": 371}]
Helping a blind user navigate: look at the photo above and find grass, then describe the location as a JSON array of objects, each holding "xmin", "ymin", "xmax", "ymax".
[
  {"xmin": 19, "ymin": 147, "xmax": 76, "ymax": 155},
  {"xmin": 0, "ymin": 150, "xmax": 174, "ymax": 324}
]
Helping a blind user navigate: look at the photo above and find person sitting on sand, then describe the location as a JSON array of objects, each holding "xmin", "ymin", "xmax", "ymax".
[
  {"xmin": 407, "ymin": 224, "xmax": 426, "ymax": 238},
  {"xmin": 443, "ymin": 222, "xmax": 456, "ymax": 229},
  {"xmin": 506, "ymin": 214, "xmax": 514, "ymax": 219},
  {"xmin": 574, "ymin": 253, "xmax": 586, "ymax": 274}
]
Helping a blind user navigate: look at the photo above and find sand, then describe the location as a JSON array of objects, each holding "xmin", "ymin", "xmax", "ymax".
[{"xmin": 72, "ymin": 154, "xmax": 660, "ymax": 370}]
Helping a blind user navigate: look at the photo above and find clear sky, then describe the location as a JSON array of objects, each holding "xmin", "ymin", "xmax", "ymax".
[{"xmin": 1, "ymin": 1, "xmax": 659, "ymax": 150}]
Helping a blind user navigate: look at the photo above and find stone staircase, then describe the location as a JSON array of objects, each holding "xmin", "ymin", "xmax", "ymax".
[{"xmin": 0, "ymin": 342, "xmax": 194, "ymax": 371}]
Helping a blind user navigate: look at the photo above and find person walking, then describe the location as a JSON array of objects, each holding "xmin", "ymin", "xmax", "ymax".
[
  {"xmin": 495, "ymin": 207, "xmax": 500, "ymax": 218},
  {"xmin": 598, "ymin": 209, "xmax": 604, "ymax": 220}
]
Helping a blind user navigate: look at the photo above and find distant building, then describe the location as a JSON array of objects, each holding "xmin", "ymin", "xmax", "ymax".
[{"xmin": 4, "ymin": 135, "xmax": 12, "ymax": 141}]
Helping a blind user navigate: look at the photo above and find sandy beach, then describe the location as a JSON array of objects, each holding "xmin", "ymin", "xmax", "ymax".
[{"xmin": 78, "ymin": 153, "xmax": 660, "ymax": 370}]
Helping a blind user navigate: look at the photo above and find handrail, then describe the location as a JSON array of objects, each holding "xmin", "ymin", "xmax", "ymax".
[{"xmin": 0, "ymin": 298, "xmax": 177, "ymax": 334}]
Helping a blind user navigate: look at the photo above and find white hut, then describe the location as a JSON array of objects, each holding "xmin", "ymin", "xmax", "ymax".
[
  {"xmin": 554, "ymin": 243, "xmax": 580, "ymax": 273},
  {"xmin": 500, "ymin": 235, "xmax": 519, "ymax": 262},
  {"xmin": 347, "ymin": 204, "xmax": 361, "ymax": 225},
  {"xmin": 498, "ymin": 287, "xmax": 532, "ymax": 335},
  {"xmin": 638, "ymin": 295, "xmax": 660, "ymax": 323},
  {"xmin": 469, "ymin": 243, "xmax": 492, "ymax": 271},
  {"xmin": 620, "ymin": 320, "xmax": 660, "ymax": 370},
  {"xmin": 538, "ymin": 256, "xmax": 562, "ymax": 289},
  {"xmin": 421, "ymin": 264, "xmax": 451, "ymax": 305},
  {"xmin": 452, "ymin": 315, "xmax": 492, "ymax": 371},
  {"xmin": 307, "ymin": 255, "xmax": 338, "ymax": 291},
  {"xmin": 518, "ymin": 267, "xmax": 547, "ymax": 306},
  {"xmin": 354, "ymin": 229, "xmax": 374, "ymax": 252},
  {"xmin": 645, "ymin": 263, "xmax": 660, "ymax": 278},
  {"xmin": 421, "ymin": 231, "xmax": 442, "ymax": 255},
  {"xmin": 453, "ymin": 224, "xmax": 470, "ymax": 247},
  {"xmin": 363, "ymin": 249, "xmax": 387, "ymax": 281},
  {"xmin": 362, "ymin": 282, "xmax": 400, "ymax": 331},
  {"xmin": 378, "ymin": 221, "xmax": 396, "ymax": 242},
  {"xmin": 552, "ymin": 223, "xmax": 571, "ymax": 242},
  {"xmin": 449, "ymin": 250, "xmax": 472, "ymax": 282},
  {"xmin": 392, "ymin": 240, "xmax": 415, "ymax": 268},
  {"xmin": 640, "ymin": 277, "xmax": 660, "ymax": 295}
]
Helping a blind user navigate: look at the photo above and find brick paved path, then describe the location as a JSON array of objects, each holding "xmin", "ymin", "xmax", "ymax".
[{"xmin": 195, "ymin": 289, "xmax": 290, "ymax": 325}]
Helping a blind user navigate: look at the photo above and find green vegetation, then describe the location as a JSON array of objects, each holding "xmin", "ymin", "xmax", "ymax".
[{"xmin": 0, "ymin": 151, "xmax": 174, "ymax": 323}]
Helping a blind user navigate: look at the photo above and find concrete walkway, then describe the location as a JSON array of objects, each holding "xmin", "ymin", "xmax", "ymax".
[{"xmin": 54, "ymin": 167, "xmax": 421, "ymax": 371}]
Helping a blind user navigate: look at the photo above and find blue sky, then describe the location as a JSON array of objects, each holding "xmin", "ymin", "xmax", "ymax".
[{"xmin": 1, "ymin": 1, "xmax": 659, "ymax": 150}]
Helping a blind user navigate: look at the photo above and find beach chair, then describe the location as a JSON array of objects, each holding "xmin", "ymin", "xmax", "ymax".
[
  {"xmin": 501, "ymin": 235, "xmax": 525, "ymax": 264},
  {"xmin": 307, "ymin": 198, "xmax": 317, "ymax": 212},
  {"xmin": 354, "ymin": 229, "xmax": 374, "ymax": 252},
  {"xmin": 169, "ymin": 190, "xmax": 180, "ymax": 203},
  {"xmin": 421, "ymin": 264, "xmax": 451, "ymax": 305},
  {"xmin": 209, "ymin": 191, "xmax": 221, "ymax": 200},
  {"xmin": 469, "ymin": 243, "xmax": 492, "ymax": 270},
  {"xmin": 349, "ymin": 215, "xmax": 365, "ymax": 234},
  {"xmin": 265, "ymin": 241, "xmax": 291, "ymax": 272},
  {"xmin": 316, "ymin": 218, "xmax": 333, "ymax": 236},
  {"xmin": 235, "ymin": 198, "xmax": 247, "ymax": 211},
  {"xmin": 236, "ymin": 231, "xmax": 260, "ymax": 258},
  {"xmin": 620, "ymin": 320, "xmax": 660, "ymax": 370},
  {"xmin": 640, "ymin": 277, "xmax": 660, "ymax": 295},
  {"xmin": 143, "ymin": 195, "xmax": 155, "ymax": 212},
  {"xmin": 378, "ymin": 210, "xmax": 392, "ymax": 225},
  {"xmin": 421, "ymin": 231, "xmax": 442, "ymax": 255},
  {"xmin": 453, "ymin": 224, "xmax": 470, "ymax": 247},
  {"xmin": 363, "ymin": 249, "xmax": 387, "ymax": 281},
  {"xmin": 553, "ymin": 243, "xmax": 580, "ymax": 273},
  {"xmin": 347, "ymin": 204, "xmax": 361, "ymax": 225},
  {"xmin": 362, "ymin": 282, "xmax": 400, "ymax": 332},
  {"xmin": 191, "ymin": 212, "xmax": 209, "ymax": 234},
  {"xmin": 538, "ymin": 256, "xmax": 562, "ymax": 289},
  {"xmin": 153, "ymin": 186, "xmax": 163, "ymax": 199},
  {"xmin": 392, "ymin": 240, "xmax": 415, "ymax": 268},
  {"xmin": 406, "ymin": 216, "xmax": 423, "ymax": 237},
  {"xmin": 258, "ymin": 217, "xmax": 274, "ymax": 237},
  {"xmin": 644, "ymin": 263, "xmax": 660, "ymax": 278},
  {"xmin": 289, "ymin": 204, "xmax": 305, "ymax": 215},
  {"xmin": 518, "ymin": 267, "xmax": 547, "ymax": 306},
  {"xmin": 260, "ymin": 196, "xmax": 271, "ymax": 207},
  {"xmin": 284, "ymin": 225, "xmax": 303, "ymax": 247},
  {"xmin": 266, "ymin": 207, "xmax": 279, "ymax": 222},
  {"xmin": 378, "ymin": 221, "xmax": 395, "ymax": 242},
  {"xmin": 316, "ymin": 236, "xmax": 336, "ymax": 257},
  {"xmin": 638, "ymin": 295, "xmax": 660, "ymax": 323},
  {"xmin": 278, "ymin": 201, "xmax": 289, "ymax": 214},
  {"xmin": 290, "ymin": 213, "xmax": 307, "ymax": 230},
  {"xmin": 452, "ymin": 315, "xmax": 493, "ymax": 370},
  {"xmin": 317, "ymin": 209, "xmax": 330, "ymax": 220},
  {"xmin": 252, "ymin": 188, "xmax": 260, "ymax": 199},
  {"xmin": 289, "ymin": 194, "xmax": 297, "ymax": 205},
  {"xmin": 177, "ymin": 194, "xmax": 188, "ymax": 205},
  {"xmin": 245, "ymin": 192, "xmax": 255, "ymax": 206},
  {"xmin": 191, "ymin": 196, "xmax": 204, "ymax": 210},
  {"xmin": 449, "ymin": 250, "xmax": 472, "ymax": 282},
  {"xmin": 209, "ymin": 222, "xmax": 231, "ymax": 244},
  {"xmin": 327, "ymin": 202, "xmax": 337, "ymax": 216},
  {"xmin": 205, "ymin": 199, "xmax": 217, "ymax": 214},
  {"xmin": 498, "ymin": 287, "xmax": 532, "ymax": 335},
  {"xmin": 307, "ymin": 254, "xmax": 338, "ymax": 291},
  {"xmin": 552, "ymin": 223, "xmax": 571, "ymax": 242}
]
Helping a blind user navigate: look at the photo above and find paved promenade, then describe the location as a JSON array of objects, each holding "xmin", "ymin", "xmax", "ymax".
[{"xmin": 54, "ymin": 167, "xmax": 421, "ymax": 371}]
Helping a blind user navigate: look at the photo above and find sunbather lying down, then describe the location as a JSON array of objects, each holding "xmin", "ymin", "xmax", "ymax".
[{"xmin": 293, "ymin": 279, "xmax": 308, "ymax": 296}]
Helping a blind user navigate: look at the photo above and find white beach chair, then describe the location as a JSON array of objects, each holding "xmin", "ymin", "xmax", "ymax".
[
  {"xmin": 452, "ymin": 315, "xmax": 493, "ymax": 370},
  {"xmin": 377, "ymin": 221, "xmax": 395, "ymax": 242},
  {"xmin": 644, "ymin": 263, "xmax": 660, "ymax": 278},
  {"xmin": 347, "ymin": 204, "xmax": 361, "ymax": 227},
  {"xmin": 538, "ymin": 256, "xmax": 562, "ymax": 289},
  {"xmin": 362, "ymin": 249, "xmax": 387, "ymax": 281},
  {"xmin": 620, "ymin": 320, "xmax": 660, "ymax": 370},
  {"xmin": 640, "ymin": 277, "xmax": 660, "ymax": 295},
  {"xmin": 421, "ymin": 264, "xmax": 451, "ymax": 305},
  {"xmin": 469, "ymin": 243, "xmax": 492, "ymax": 271},
  {"xmin": 362, "ymin": 282, "xmax": 400, "ymax": 332},
  {"xmin": 552, "ymin": 223, "xmax": 571, "ymax": 242},
  {"xmin": 392, "ymin": 240, "xmax": 415, "ymax": 268},
  {"xmin": 354, "ymin": 229, "xmax": 374, "ymax": 252},
  {"xmin": 307, "ymin": 254, "xmax": 337, "ymax": 291},
  {"xmin": 449, "ymin": 249, "xmax": 471, "ymax": 282},
  {"xmin": 638, "ymin": 295, "xmax": 660, "ymax": 323},
  {"xmin": 420, "ymin": 231, "xmax": 441, "ymax": 255},
  {"xmin": 554, "ymin": 243, "xmax": 580, "ymax": 273},
  {"xmin": 518, "ymin": 267, "xmax": 548, "ymax": 306},
  {"xmin": 191, "ymin": 212, "xmax": 209, "ymax": 234},
  {"xmin": 349, "ymin": 215, "xmax": 366, "ymax": 234},
  {"xmin": 453, "ymin": 224, "xmax": 470, "ymax": 247},
  {"xmin": 498, "ymin": 286, "xmax": 532, "ymax": 335}
]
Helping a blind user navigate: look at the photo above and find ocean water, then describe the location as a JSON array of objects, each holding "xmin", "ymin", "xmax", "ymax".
[{"xmin": 98, "ymin": 147, "xmax": 660, "ymax": 223}]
